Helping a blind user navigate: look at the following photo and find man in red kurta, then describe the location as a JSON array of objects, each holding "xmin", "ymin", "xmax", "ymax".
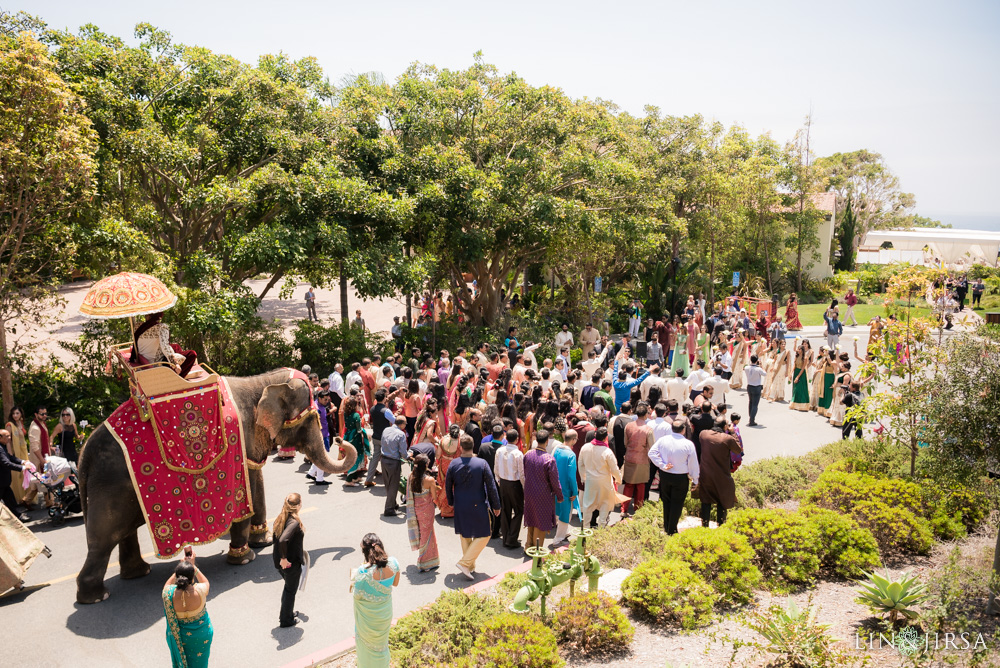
[
  {"xmin": 359, "ymin": 358, "xmax": 376, "ymax": 408},
  {"xmin": 522, "ymin": 430, "xmax": 563, "ymax": 551}
]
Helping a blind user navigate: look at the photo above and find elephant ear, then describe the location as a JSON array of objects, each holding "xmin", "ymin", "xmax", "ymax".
[{"xmin": 257, "ymin": 378, "xmax": 312, "ymax": 440}]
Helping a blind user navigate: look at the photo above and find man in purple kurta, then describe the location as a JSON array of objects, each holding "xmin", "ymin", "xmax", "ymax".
[{"xmin": 522, "ymin": 430, "xmax": 563, "ymax": 551}]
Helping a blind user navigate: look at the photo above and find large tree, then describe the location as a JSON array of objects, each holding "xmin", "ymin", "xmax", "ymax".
[
  {"xmin": 385, "ymin": 57, "xmax": 663, "ymax": 326},
  {"xmin": 815, "ymin": 149, "xmax": 915, "ymax": 253},
  {"xmin": 0, "ymin": 32, "xmax": 97, "ymax": 416}
]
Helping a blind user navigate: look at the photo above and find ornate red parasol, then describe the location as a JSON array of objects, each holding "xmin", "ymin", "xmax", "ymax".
[{"xmin": 79, "ymin": 272, "xmax": 177, "ymax": 320}]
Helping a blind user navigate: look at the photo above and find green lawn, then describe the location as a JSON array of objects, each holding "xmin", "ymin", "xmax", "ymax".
[{"xmin": 781, "ymin": 303, "xmax": 931, "ymax": 327}]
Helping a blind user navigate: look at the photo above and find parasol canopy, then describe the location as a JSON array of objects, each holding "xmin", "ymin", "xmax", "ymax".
[{"xmin": 79, "ymin": 272, "xmax": 177, "ymax": 320}]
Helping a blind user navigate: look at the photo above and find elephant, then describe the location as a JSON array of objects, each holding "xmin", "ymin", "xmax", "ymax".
[{"xmin": 75, "ymin": 369, "xmax": 356, "ymax": 604}]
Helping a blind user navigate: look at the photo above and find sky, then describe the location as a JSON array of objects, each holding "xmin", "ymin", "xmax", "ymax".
[{"xmin": 17, "ymin": 0, "xmax": 1000, "ymax": 227}]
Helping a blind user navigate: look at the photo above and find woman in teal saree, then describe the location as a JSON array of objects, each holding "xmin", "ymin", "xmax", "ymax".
[
  {"xmin": 163, "ymin": 550, "xmax": 213, "ymax": 668},
  {"xmin": 350, "ymin": 533, "xmax": 400, "ymax": 668},
  {"xmin": 343, "ymin": 395, "xmax": 371, "ymax": 486}
]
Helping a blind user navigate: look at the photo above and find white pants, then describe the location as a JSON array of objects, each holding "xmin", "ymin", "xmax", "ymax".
[
  {"xmin": 308, "ymin": 463, "xmax": 325, "ymax": 482},
  {"xmin": 827, "ymin": 334, "xmax": 840, "ymax": 350},
  {"xmin": 628, "ymin": 318, "xmax": 640, "ymax": 338},
  {"xmin": 582, "ymin": 502, "xmax": 613, "ymax": 528},
  {"xmin": 553, "ymin": 520, "xmax": 571, "ymax": 543},
  {"xmin": 844, "ymin": 305, "xmax": 858, "ymax": 325}
]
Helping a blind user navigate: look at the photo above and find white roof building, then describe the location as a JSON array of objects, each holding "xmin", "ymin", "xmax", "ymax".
[{"xmin": 861, "ymin": 228, "xmax": 1000, "ymax": 267}]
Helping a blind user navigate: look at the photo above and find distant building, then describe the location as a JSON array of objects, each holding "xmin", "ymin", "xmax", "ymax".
[{"xmin": 779, "ymin": 193, "xmax": 837, "ymax": 279}]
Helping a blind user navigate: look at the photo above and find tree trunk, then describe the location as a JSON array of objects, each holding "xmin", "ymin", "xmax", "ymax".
[
  {"xmin": 339, "ymin": 262, "xmax": 349, "ymax": 324},
  {"xmin": 0, "ymin": 316, "xmax": 12, "ymax": 421},
  {"xmin": 761, "ymin": 211, "xmax": 774, "ymax": 295},
  {"xmin": 796, "ymin": 202, "xmax": 804, "ymax": 292},
  {"xmin": 708, "ymin": 226, "xmax": 716, "ymax": 307}
]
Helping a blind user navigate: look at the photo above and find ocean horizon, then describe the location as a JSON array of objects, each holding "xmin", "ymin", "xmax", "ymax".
[{"xmin": 922, "ymin": 213, "xmax": 1000, "ymax": 232}]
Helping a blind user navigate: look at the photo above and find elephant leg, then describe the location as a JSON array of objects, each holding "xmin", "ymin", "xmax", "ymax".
[
  {"xmin": 118, "ymin": 530, "xmax": 150, "ymax": 580},
  {"xmin": 77, "ymin": 540, "xmax": 115, "ymax": 604},
  {"xmin": 247, "ymin": 469, "xmax": 272, "ymax": 548}
]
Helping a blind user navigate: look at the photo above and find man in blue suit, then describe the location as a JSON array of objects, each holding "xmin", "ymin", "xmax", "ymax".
[{"xmin": 446, "ymin": 433, "xmax": 501, "ymax": 580}]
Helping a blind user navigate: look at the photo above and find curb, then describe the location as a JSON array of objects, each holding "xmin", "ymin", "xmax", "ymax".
[{"xmin": 280, "ymin": 556, "xmax": 538, "ymax": 668}]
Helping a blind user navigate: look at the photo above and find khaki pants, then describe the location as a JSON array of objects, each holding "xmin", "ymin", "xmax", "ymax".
[
  {"xmin": 525, "ymin": 526, "xmax": 547, "ymax": 551},
  {"xmin": 458, "ymin": 536, "xmax": 490, "ymax": 571}
]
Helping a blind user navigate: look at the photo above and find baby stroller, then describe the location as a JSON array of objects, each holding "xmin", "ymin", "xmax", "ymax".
[{"xmin": 29, "ymin": 457, "xmax": 82, "ymax": 526}]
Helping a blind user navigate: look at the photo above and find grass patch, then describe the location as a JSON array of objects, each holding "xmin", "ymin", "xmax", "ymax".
[{"xmin": 782, "ymin": 303, "xmax": 930, "ymax": 327}]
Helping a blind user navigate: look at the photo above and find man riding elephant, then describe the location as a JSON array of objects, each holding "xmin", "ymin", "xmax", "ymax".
[{"xmin": 75, "ymin": 370, "xmax": 356, "ymax": 604}]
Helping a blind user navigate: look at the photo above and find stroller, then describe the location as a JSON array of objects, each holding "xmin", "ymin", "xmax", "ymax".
[{"xmin": 29, "ymin": 457, "xmax": 83, "ymax": 526}]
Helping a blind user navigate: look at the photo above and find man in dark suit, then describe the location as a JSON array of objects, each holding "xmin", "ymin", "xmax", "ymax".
[
  {"xmin": 0, "ymin": 429, "xmax": 33, "ymax": 521},
  {"xmin": 446, "ymin": 433, "xmax": 501, "ymax": 580},
  {"xmin": 464, "ymin": 409, "xmax": 483, "ymax": 455},
  {"xmin": 476, "ymin": 424, "xmax": 505, "ymax": 539}
]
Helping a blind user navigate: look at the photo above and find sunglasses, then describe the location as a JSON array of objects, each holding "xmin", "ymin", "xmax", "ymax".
[{"xmin": 62, "ymin": 413, "xmax": 71, "ymax": 417}]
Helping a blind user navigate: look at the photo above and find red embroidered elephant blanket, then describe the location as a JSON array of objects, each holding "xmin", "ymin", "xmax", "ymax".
[{"xmin": 106, "ymin": 377, "xmax": 253, "ymax": 558}]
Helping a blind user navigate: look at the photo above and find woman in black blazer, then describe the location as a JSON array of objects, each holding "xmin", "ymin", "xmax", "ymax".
[{"xmin": 273, "ymin": 492, "xmax": 306, "ymax": 628}]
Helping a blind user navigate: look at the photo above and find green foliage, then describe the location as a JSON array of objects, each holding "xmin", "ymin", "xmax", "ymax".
[
  {"xmin": 835, "ymin": 197, "xmax": 857, "ymax": 272},
  {"xmin": 734, "ymin": 455, "xmax": 821, "ymax": 508},
  {"xmin": 455, "ymin": 613, "xmax": 564, "ymax": 668},
  {"xmin": 726, "ymin": 509, "xmax": 820, "ymax": 588},
  {"xmin": 292, "ymin": 320, "xmax": 391, "ymax": 377},
  {"xmin": 620, "ymin": 558, "xmax": 717, "ymax": 629},
  {"xmin": 663, "ymin": 527, "xmax": 761, "ymax": 606},
  {"xmin": 553, "ymin": 592, "xmax": 634, "ymax": 656},
  {"xmin": 749, "ymin": 599, "xmax": 849, "ymax": 668},
  {"xmin": 494, "ymin": 571, "xmax": 530, "ymax": 606},
  {"xmin": 919, "ymin": 543, "xmax": 997, "ymax": 634},
  {"xmin": 389, "ymin": 590, "xmax": 502, "ymax": 667},
  {"xmin": 799, "ymin": 507, "xmax": 882, "ymax": 579},
  {"xmin": 587, "ymin": 513, "xmax": 669, "ymax": 569},
  {"xmin": 850, "ymin": 500, "xmax": 934, "ymax": 557},
  {"xmin": 398, "ymin": 320, "xmax": 489, "ymax": 360},
  {"xmin": 854, "ymin": 570, "xmax": 929, "ymax": 623}
]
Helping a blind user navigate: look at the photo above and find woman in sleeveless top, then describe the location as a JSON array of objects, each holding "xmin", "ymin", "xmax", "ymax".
[
  {"xmin": 51, "ymin": 407, "xmax": 80, "ymax": 464},
  {"xmin": 350, "ymin": 533, "xmax": 400, "ymax": 668},
  {"xmin": 163, "ymin": 549, "xmax": 212, "ymax": 668}
]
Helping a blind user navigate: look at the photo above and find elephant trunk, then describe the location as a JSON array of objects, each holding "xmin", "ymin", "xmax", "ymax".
[{"xmin": 311, "ymin": 437, "xmax": 358, "ymax": 475}]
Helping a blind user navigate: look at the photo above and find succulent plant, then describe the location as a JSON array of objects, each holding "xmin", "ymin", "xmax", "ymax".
[{"xmin": 855, "ymin": 570, "xmax": 929, "ymax": 623}]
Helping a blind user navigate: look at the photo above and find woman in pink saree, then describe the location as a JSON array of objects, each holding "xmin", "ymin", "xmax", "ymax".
[{"xmin": 405, "ymin": 454, "xmax": 439, "ymax": 572}]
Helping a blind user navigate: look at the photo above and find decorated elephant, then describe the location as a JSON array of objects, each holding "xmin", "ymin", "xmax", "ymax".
[{"xmin": 75, "ymin": 369, "xmax": 356, "ymax": 604}]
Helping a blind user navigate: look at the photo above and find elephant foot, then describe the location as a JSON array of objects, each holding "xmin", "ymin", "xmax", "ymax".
[
  {"xmin": 76, "ymin": 587, "xmax": 110, "ymax": 604},
  {"xmin": 226, "ymin": 544, "xmax": 255, "ymax": 566},
  {"xmin": 249, "ymin": 528, "xmax": 273, "ymax": 548},
  {"xmin": 120, "ymin": 560, "xmax": 151, "ymax": 580}
]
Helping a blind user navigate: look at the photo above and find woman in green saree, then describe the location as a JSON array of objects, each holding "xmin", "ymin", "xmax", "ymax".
[
  {"xmin": 350, "ymin": 533, "xmax": 400, "ymax": 668},
  {"xmin": 162, "ymin": 549, "xmax": 212, "ymax": 668},
  {"xmin": 343, "ymin": 394, "xmax": 371, "ymax": 487}
]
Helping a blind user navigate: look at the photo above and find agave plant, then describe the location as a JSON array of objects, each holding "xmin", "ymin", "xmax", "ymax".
[{"xmin": 855, "ymin": 570, "xmax": 929, "ymax": 623}]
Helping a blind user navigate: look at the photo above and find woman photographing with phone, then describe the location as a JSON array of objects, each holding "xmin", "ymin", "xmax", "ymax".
[{"xmin": 163, "ymin": 546, "xmax": 212, "ymax": 667}]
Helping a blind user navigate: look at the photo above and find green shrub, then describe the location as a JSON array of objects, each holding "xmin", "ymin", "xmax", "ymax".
[
  {"xmin": 456, "ymin": 613, "xmax": 564, "ymax": 668},
  {"xmin": 630, "ymin": 500, "xmax": 666, "ymax": 526},
  {"xmin": 663, "ymin": 527, "xmax": 761, "ymax": 606},
  {"xmin": 921, "ymin": 484, "xmax": 990, "ymax": 540},
  {"xmin": 588, "ymin": 517, "xmax": 669, "ymax": 569},
  {"xmin": 800, "ymin": 469, "xmax": 935, "ymax": 556},
  {"xmin": 292, "ymin": 320, "xmax": 392, "ymax": 377},
  {"xmin": 734, "ymin": 456, "xmax": 820, "ymax": 508},
  {"xmin": 389, "ymin": 591, "xmax": 502, "ymax": 667},
  {"xmin": 800, "ymin": 507, "xmax": 881, "ymax": 579},
  {"xmin": 726, "ymin": 509, "xmax": 820, "ymax": 588},
  {"xmin": 553, "ymin": 592, "xmax": 634, "ymax": 656},
  {"xmin": 621, "ymin": 558, "xmax": 717, "ymax": 629},
  {"xmin": 494, "ymin": 571, "xmax": 530, "ymax": 605},
  {"xmin": 851, "ymin": 500, "xmax": 934, "ymax": 556}
]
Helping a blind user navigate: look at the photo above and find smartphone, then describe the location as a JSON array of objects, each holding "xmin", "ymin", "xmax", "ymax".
[{"xmin": 184, "ymin": 546, "xmax": 193, "ymax": 558}]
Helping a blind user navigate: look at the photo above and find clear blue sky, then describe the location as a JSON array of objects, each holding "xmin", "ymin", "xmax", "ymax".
[{"xmin": 19, "ymin": 0, "xmax": 1000, "ymax": 224}]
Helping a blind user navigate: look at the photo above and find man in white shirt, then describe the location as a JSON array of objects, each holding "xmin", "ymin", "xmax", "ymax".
[
  {"xmin": 493, "ymin": 428, "xmax": 525, "ymax": 549},
  {"xmin": 554, "ymin": 357, "xmax": 568, "ymax": 383},
  {"xmin": 686, "ymin": 360, "xmax": 711, "ymax": 400},
  {"xmin": 648, "ymin": 420, "xmax": 700, "ymax": 534},
  {"xmin": 665, "ymin": 369, "xmax": 690, "ymax": 406},
  {"xmin": 344, "ymin": 362, "xmax": 362, "ymax": 394},
  {"xmin": 703, "ymin": 367, "xmax": 731, "ymax": 407},
  {"xmin": 581, "ymin": 346, "xmax": 609, "ymax": 381},
  {"xmin": 556, "ymin": 347, "xmax": 571, "ymax": 380},
  {"xmin": 522, "ymin": 341, "xmax": 541, "ymax": 370},
  {"xmin": 475, "ymin": 342, "xmax": 491, "ymax": 366},
  {"xmin": 640, "ymin": 368, "xmax": 667, "ymax": 402},
  {"xmin": 554, "ymin": 323, "xmax": 574, "ymax": 350},
  {"xmin": 579, "ymin": 323, "xmax": 600, "ymax": 358},
  {"xmin": 390, "ymin": 316, "xmax": 404, "ymax": 353},
  {"xmin": 328, "ymin": 363, "xmax": 346, "ymax": 399},
  {"xmin": 744, "ymin": 355, "xmax": 767, "ymax": 427},
  {"xmin": 717, "ymin": 346, "xmax": 733, "ymax": 380},
  {"xmin": 512, "ymin": 353, "xmax": 528, "ymax": 384}
]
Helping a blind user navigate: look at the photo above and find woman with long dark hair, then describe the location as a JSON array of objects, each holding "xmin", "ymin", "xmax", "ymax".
[
  {"xmin": 163, "ymin": 548, "xmax": 212, "ymax": 666},
  {"xmin": 405, "ymin": 454, "xmax": 439, "ymax": 571},
  {"xmin": 350, "ymin": 533, "xmax": 400, "ymax": 667},
  {"xmin": 343, "ymin": 395, "xmax": 371, "ymax": 487},
  {"xmin": 273, "ymin": 493, "xmax": 306, "ymax": 627}
]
